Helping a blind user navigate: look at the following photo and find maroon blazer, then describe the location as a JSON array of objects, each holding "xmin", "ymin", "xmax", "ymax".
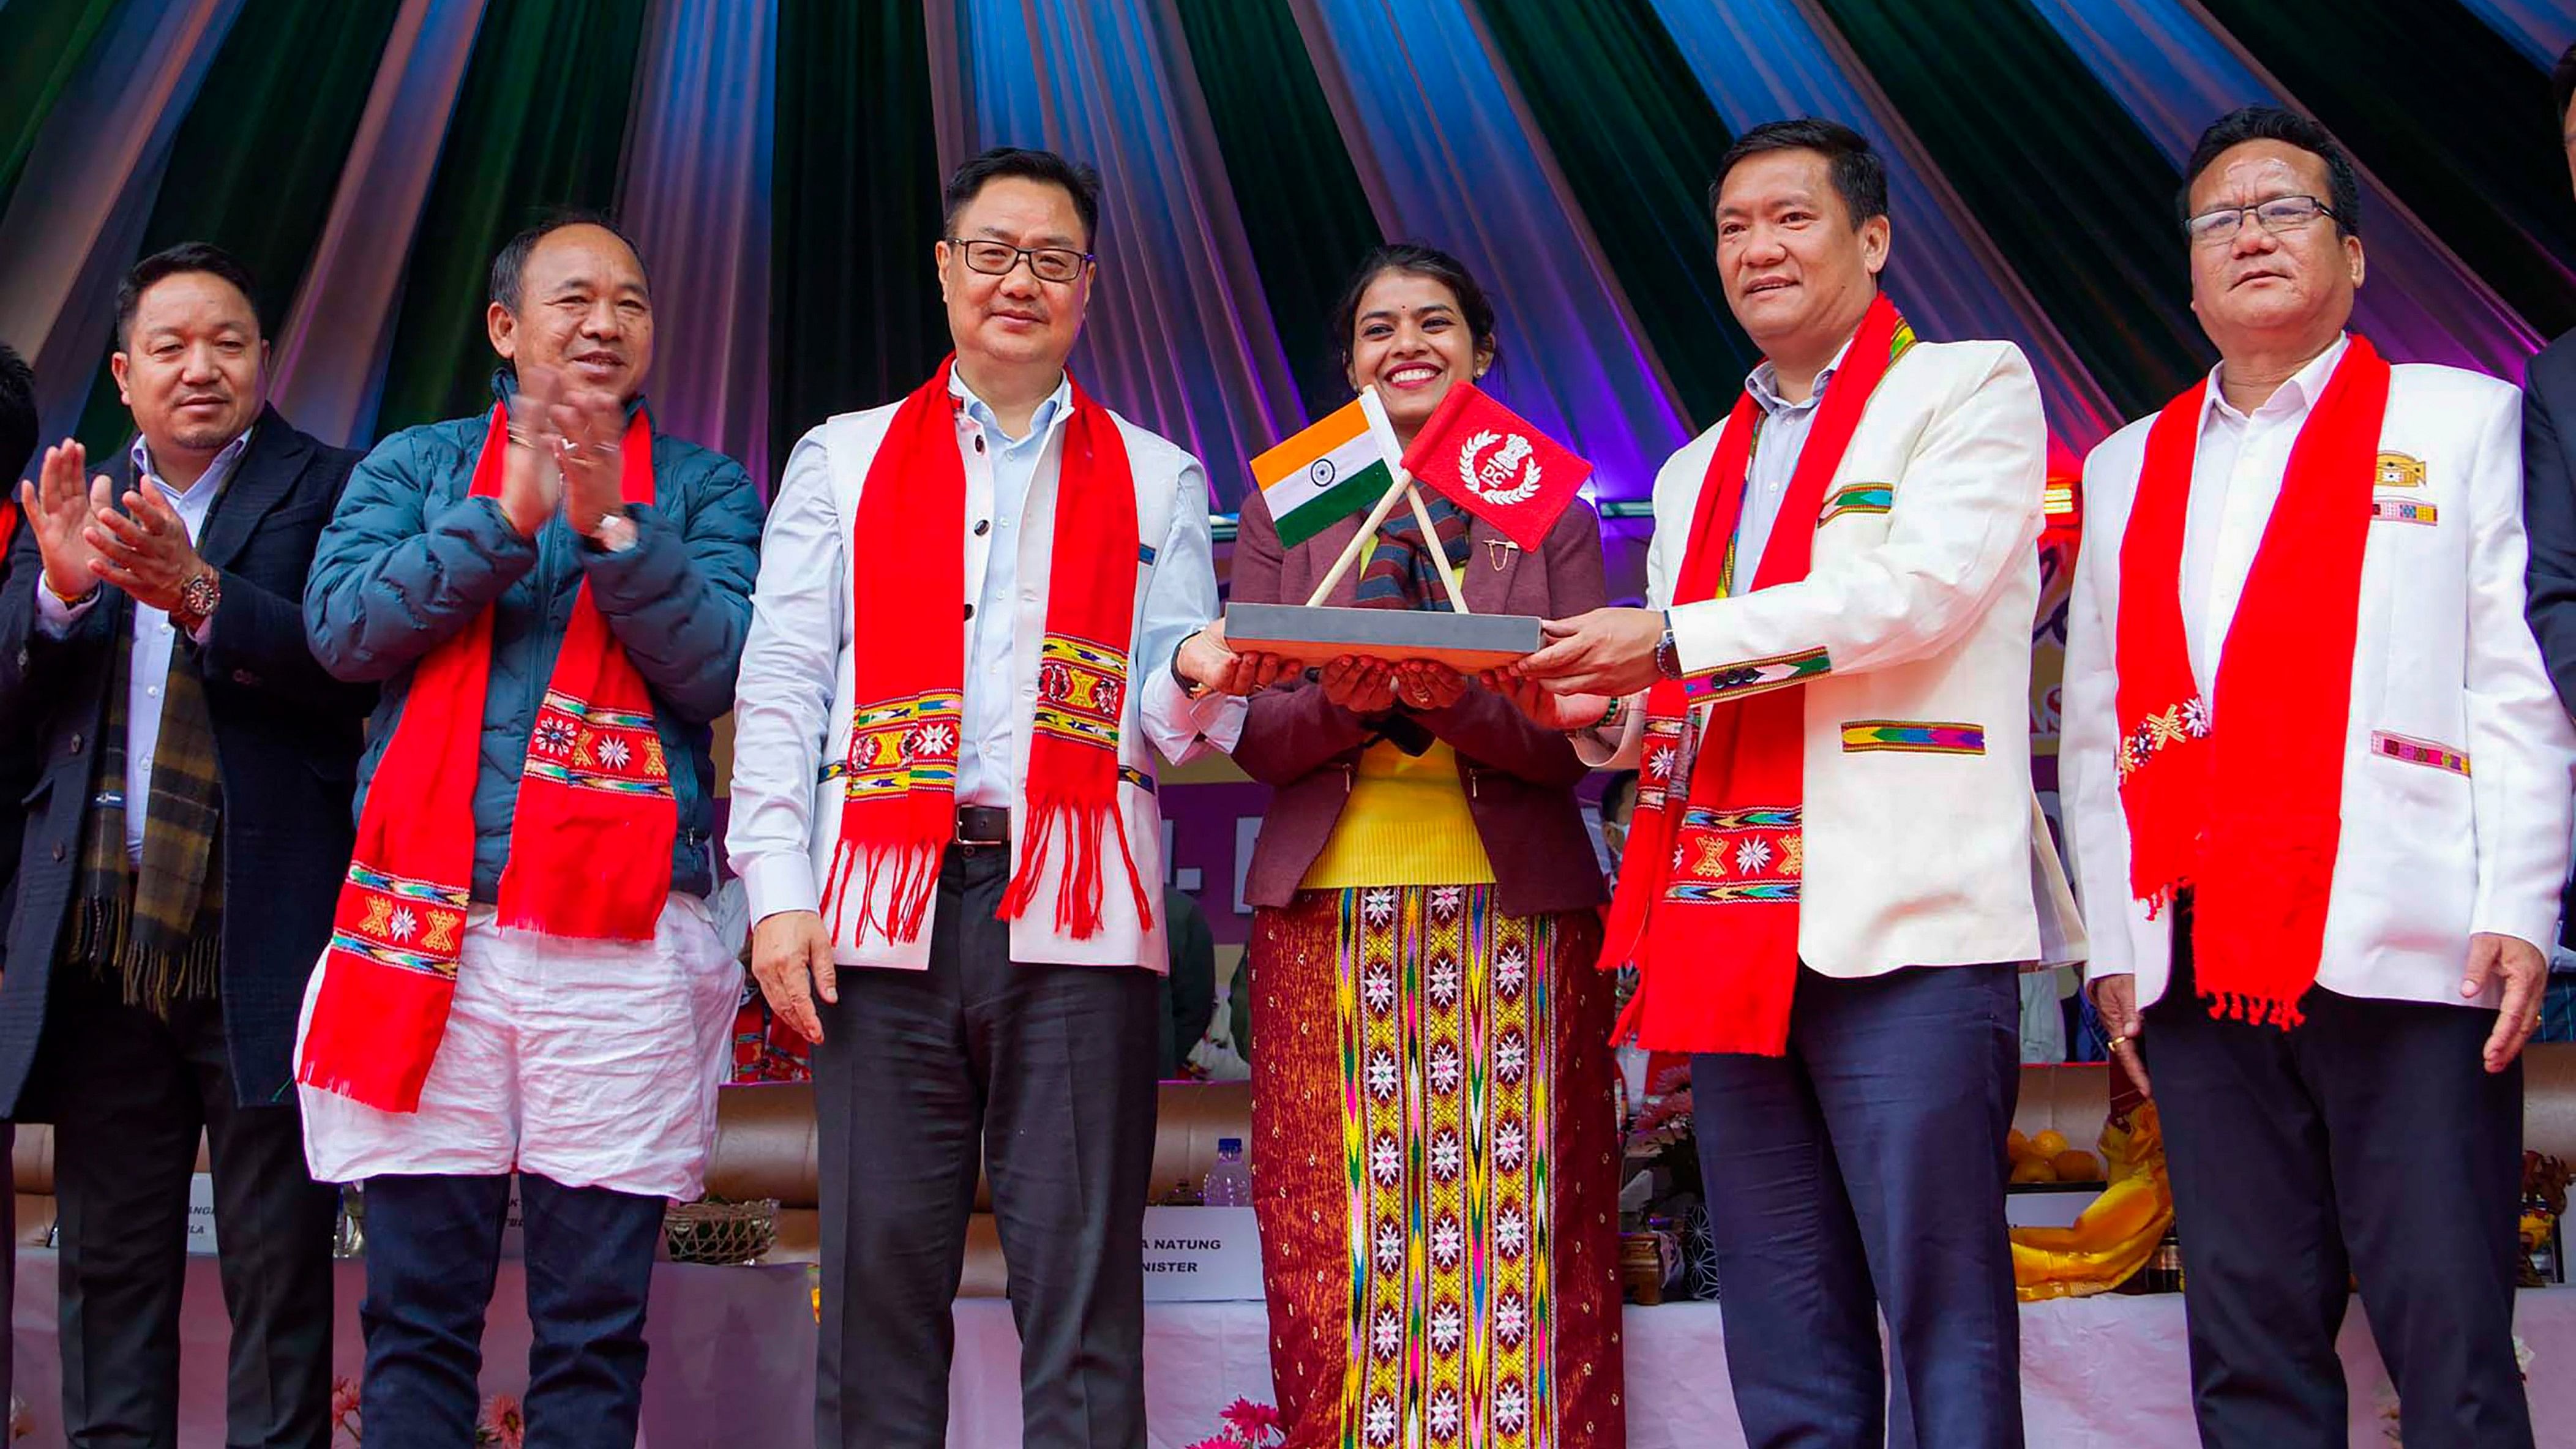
[{"xmin": 1231, "ymin": 485, "xmax": 1609, "ymax": 918}]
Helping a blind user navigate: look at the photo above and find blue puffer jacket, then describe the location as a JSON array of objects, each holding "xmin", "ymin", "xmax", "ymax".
[{"xmin": 304, "ymin": 382, "xmax": 763, "ymax": 900}]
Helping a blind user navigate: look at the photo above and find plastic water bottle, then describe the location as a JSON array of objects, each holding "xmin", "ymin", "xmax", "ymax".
[{"xmin": 1202, "ymin": 1137, "xmax": 1252, "ymax": 1207}]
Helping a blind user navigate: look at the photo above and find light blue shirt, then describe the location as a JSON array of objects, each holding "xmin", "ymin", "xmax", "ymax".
[
  {"xmin": 1734, "ymin": 337, "xmax": 1851, "ymax": 579},
  {"xmin": 952, "ymin": 370, "xmax": 1072, "ymax": 806},
  {"xmin": 36, "ymin": 429, "xmax": 249, "ymax": 859}
]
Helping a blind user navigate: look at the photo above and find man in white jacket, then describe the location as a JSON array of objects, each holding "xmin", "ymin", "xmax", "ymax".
[
  {"xmin": 1513, "ymin": 118, "xmax": 2050, "ymax": 1448},
  {"xmin": 726, "ymin": 148, "xmax": 1243, "ymax": 1448},
  {"xmin": 2061, "ymin": 106, "xmax": 2572, "ymax": 1449}
]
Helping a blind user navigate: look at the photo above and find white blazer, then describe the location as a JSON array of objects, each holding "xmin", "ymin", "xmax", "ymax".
[
  {"xmin": 1593, "ymin": 337, "xmax": 2074, "ymax": 977},
  {"xmin": 725, "ymin": 394, "xmax": 1233, "ymax": 971},
  {"xmin": 2061, "ymin": 359, "xmax": 2576, "ymax": 1009}
]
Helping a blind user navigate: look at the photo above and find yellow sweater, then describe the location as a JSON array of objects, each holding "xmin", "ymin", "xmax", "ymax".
[{"xmin": 1300, "ymin": 739, "xmax": 1496, "ymax": 889}]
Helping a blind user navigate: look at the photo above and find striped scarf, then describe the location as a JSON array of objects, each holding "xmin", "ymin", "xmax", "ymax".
[
  {"xmin": 1354, "ymin": 489, "xmax": 1471, "ymax": 611},
  {"xmin": 63, "ymin": 593, "xmax": 226, "ymax": 1014}
]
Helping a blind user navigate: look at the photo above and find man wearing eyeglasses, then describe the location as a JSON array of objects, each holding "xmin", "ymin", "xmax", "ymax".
[
  {"xmin": 727, "ymin": 146, "xmax": 1244, "ymax": 1448},
  {"xmin": 2061, "ymin": 105, "xmax": 2569, "ymax": 1448}
]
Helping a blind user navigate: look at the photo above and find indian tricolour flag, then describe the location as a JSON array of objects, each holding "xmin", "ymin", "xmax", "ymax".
[{"xmin": 1250, "ymin": 391, "xmax": 1401, "ymax": 547}]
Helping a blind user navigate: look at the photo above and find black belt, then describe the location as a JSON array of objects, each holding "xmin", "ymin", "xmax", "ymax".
[{"xmin": 956, "ymin": 805, "xmax": 1011, "ymax": 847}]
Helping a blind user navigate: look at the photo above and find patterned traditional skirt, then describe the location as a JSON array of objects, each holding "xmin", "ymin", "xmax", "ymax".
[{"xmin": 1250, "ymin": 886, "xmax": 1625, "ymax": 1449}]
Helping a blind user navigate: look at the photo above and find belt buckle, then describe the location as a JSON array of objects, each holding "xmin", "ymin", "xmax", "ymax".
[{"xmin": 956, "ymin": 808, "xmax": 1008, "ymax": 849}]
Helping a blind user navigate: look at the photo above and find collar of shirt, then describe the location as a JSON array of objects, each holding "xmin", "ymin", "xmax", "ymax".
[
  {"xmin": 2201, "ymin": 331, "xmax": 2350, "ymax": 433},
  {"xmin": 128, "ymin": 424, "xmax": 253, "ymax": 507},
  {"xmin": 1743, "ymin": 332, "xmax": 1858, "ymax": 421},
  {"xmin": 949, "ymin": 368, "xmax": 1073, "ymax": 452}
]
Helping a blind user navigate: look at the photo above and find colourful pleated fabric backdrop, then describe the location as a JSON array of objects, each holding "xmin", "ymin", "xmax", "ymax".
[{"xmin": 1, "ymin": 0, "xmax": 2571, "ymax": 558}]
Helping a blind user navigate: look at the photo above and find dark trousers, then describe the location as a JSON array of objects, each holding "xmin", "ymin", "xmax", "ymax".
[
  {"xmin": 813, "ymin": 843, "xmax": 1161, "ymax": 1449},
  {"xmin": 43, "ymin": 988, "xmax": 337, "ymax": 1448},
  {"xmin": 356, "ymin": 1171, "xmax": 665, "ymax": 1449},
  {"xmin": 1692, "ymin": 962, "xmax": 2024, "ymax": 1449},
  {"xmin": 2, "ymin": 1119, "xmax": 16, "ymax": 1418},
  {"xmin": 2146, "ymin": 907, "xmax": 2533, "ymax": 1449}
]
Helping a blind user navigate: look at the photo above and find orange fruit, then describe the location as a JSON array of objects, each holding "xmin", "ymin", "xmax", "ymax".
[
  {"xmin": 2051, "ymin": 1150, "xmax": 2101, "ymax": 1182},
  {"xmin": 2009, "ymin": 1158, "xmax": 2058, "ymax": 1185},
  {"xmin": 2006, "ymin": 1129, "xmax": 2031, "ymax": 1163},
  {"xmin": 2031, "ymin": 1129, "xmax": 2069, "ymax": 1159}
]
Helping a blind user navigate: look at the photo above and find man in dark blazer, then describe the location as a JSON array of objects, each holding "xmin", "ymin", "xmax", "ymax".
[
  {"xmin": 0, "ymin": 244, "xmax": 369, "ymax": 1447},
  {"xmin": 0, "ymin": 339, "xmax": 39, "ymax": 1428},
  {"xmin": 2522, "ymin": 41, "xmax": 2576, "ymax": 951}
]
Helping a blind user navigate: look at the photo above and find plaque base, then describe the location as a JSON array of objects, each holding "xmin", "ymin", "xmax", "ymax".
[{"xmin": 1224, "ymin": 602, "xmax": 1544, "ymax": 672}]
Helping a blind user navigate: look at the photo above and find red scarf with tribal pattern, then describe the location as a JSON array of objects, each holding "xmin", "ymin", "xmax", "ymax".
[
  {"xmin": 300, "ymin": 405, "xmax": 675, "ymax": 1112},
  {"xmin": 822, "ymin": 358, "xmax": 1151, "ymax": 949}
]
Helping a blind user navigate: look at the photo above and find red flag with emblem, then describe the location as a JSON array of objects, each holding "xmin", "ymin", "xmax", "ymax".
[{"xmin": 1398, "ymin": 382, "xmax": 1593, "ymax": 550}]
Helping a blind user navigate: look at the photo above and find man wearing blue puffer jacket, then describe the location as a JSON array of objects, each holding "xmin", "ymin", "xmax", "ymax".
[{"xmin": 295, "ymin": 212, "xmax": 761, "ymax": 1448}]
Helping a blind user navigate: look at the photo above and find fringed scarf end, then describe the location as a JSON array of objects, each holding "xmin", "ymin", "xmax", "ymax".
[
  {"xmin": 2202, "ymin": 989, "xmax": 2304, "ymax": 1032},
  {"xmin": 1002, "ymin": 794, "xmax": 1145, "ymax": 942},
  {"xmin": 831, "ymin": 836, "xmax": 942, "ymax": 947}
]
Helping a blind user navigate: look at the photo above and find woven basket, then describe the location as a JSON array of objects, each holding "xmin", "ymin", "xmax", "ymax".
[{"xmin": 663, "ymin": 1198, "xmax": 779, "ymax": 1266}]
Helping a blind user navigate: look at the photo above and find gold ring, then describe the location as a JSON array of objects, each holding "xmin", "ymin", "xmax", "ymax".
[{"xmin": 2108, "ymin": 1036, "xmax": 2133, "ymax": 1051}]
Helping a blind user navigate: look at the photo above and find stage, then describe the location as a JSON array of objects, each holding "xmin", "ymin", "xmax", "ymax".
[{"xmin": 7, "ymin": 1252, "xmax": 2568, "ymax": 1445}]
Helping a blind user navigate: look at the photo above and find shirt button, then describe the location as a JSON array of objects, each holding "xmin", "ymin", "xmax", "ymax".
[
  {"xmin": 148, "ymin": 685, "xmax": 162, "ymax": 698},
  {"xmin": 974, "ymin": 436, "xmax": 986, "ymax": 454},
  {"xmin": 964, "ymin": 604, "xmax": 975, "ymax": 621},
  {"xmin": 51, "ymin": 844, "xmax": 65, "ymax": 863},
  {"xmin": 974, "ymin": 519, "xmax": 990, "ymax": 536},
  {"xmin": 67, "ymin": 733, "xmax": 82, "ymax": 756}
]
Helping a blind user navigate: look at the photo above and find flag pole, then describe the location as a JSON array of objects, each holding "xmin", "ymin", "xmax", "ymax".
[
  {"xmin": 1304, "ymin": 385, "xmax": 1423, "ymax": 608},
  {"xmin": 1303, "ymin": 466, "xmax": 1414, "ymax": 607},
  {"xmin": 1404, "ymin": 482, "xmax": 1472, "ymax": 614}
]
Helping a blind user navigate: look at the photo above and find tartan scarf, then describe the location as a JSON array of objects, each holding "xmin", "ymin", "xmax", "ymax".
[
  {"xmin": 298, "ymin": 405, "xmax": 675, "ymax": 1112},
  {"xmin": 2115, "ymin": 335, "xmax": 2389, "ymax": 1030},
  {"xmin": 1354, "ymin": 488, "xmax": 1470, "ymax": 610},
  {"xmin": 62, "ymin": 590, "xmax": 225, "ymax": 1015},
  {"xmin": 822, "ymin": 358, "xmax": 1150, "ymax": 949},
  {"xmin": 1604, "ymin": 293, "xmax": 1914, "ymax": 1054}
]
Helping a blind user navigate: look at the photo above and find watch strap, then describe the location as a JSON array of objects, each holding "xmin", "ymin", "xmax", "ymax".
[{"xmin": 1170, "ymin": 631, "xmax": 1211, "ymax": 699}]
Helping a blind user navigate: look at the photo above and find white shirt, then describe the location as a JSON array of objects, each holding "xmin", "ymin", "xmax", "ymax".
[
  {"xmin": 36, "ymin": 429, "xmax": 246, "ymax": 860},
  {"xmin": 726, "ymin": 380, "xmax": 1240, "ymax": 934},
  {"xmin": 2179, "ymin": 333, "xmax": 2351, "ymax": 684},
  {"xmin": 1735, "ymin": 337, "xmax": 1852, "ymax": 576},
  {"xmin": 955, "ymin": 370, "xmax": 1068, "ymax": 806}
]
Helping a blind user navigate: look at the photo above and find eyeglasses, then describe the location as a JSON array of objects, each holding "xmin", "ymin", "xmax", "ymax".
[
  {"xmin": 2183, "ymin": 195, "xmax": 2338, "ymax": 245},
  {"xmin": 946, "ymin": 238, "xmax": 1093, "ymax": 284}
]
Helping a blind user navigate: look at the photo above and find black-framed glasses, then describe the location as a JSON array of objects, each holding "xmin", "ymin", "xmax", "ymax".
[
  {"xmin": 2183, "ymin": 195, "xmax": 2337, "ymax": 245},
  {"xmin": 946, "ymin": 238, "xmax": 1093, "ymax": 284}
]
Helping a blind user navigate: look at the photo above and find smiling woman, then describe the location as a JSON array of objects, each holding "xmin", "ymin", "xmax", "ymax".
[{"xmin": 1228, "ymin": 242, "xmax": 1625, "ymax": 1449}]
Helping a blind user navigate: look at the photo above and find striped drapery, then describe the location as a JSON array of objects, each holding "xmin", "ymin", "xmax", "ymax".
[
  {"xmin": 618, "ymin": 0, "xmax": 777, "ymax": 488},
  {"xmin": 0, "ymin": 0, "xmax": 242, "ymax": 443},
  {"xmin": 0, "ymin": 0, "xmax": 2569, "ymax": 533}
]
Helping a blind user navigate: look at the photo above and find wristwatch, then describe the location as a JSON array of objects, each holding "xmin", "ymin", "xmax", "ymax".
[
  {"xmin": 1653, "ymin": 615, "xmax": 1683, "ymax": 681},
  {"xmin": 585, "ymin": 508, "xmax": 640, "ymax": 554},
  {"xmin": 1171, "ymin": 630, "xmax": 1212, "ymax": 699},
  {"xmin": 168, "ymin": 567, "xmax": 221, "ymax": 635}
]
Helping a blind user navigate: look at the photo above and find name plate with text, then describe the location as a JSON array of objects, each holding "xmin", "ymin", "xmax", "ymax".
[{"xmin": 1140, "ymin": 1206, "xmax": 1264, "ymax": 1301}]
